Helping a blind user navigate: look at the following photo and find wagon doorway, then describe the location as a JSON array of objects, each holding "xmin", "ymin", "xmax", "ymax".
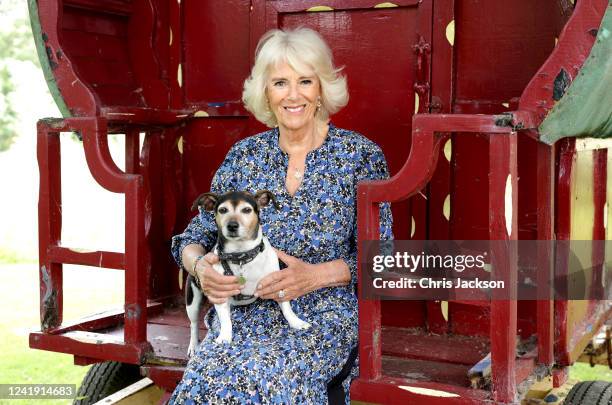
[{"xmin": 252, "ymin": 0, "xmax": 439, "ymax": 241}]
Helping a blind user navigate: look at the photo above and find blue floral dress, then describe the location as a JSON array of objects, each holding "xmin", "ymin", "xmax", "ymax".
[{"xmin": 170, "ymin": 124, "xmax": 393, "ymax": 404}]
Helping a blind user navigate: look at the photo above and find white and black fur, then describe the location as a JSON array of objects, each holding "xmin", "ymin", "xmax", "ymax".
[{"xmin": 186, "ymin": 190, "xmax": 310, "ymax": 355}]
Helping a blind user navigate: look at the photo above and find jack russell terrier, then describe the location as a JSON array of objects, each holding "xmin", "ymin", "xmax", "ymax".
[{"xmin": 185, "ymin": 190, "xmax": 310, "ymax": 355}]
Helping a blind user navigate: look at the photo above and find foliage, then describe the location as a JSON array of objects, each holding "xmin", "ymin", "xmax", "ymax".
[{"xmin": 0, "ymin": 0, "xmax": 40, "ymax": 152}]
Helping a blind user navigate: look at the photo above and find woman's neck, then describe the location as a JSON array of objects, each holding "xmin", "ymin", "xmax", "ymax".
[{"xmin": 278, "ymin": 121, "xmax": 328, "ymax": 155}]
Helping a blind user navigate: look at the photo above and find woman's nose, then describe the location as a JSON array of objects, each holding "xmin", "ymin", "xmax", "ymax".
[{"xmin": 287, "ymin": 82, "xmax": 299, "ymax": 100}]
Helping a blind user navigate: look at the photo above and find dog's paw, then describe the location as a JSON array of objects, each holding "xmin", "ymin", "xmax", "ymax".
[
  {"xmin": 215, "ymin": 331, "xmax": 232, "ymax": 344},
  {"xmin": 289, "ymin": 319, "xmax": 311, "ymax": 330}
]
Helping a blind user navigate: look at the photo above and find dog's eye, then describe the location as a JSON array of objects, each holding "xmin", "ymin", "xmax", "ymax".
[
  {"xmin": 241, "ymin": 207, "xmax": 252, "ymax": 214},
  {"xmin": 218, "ymin": 207, "xmax": 228, "ymax": 214}
]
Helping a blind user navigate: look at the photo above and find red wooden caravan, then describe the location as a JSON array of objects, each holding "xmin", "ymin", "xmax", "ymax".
[{"xmin": 28, "ymin": 0, "xmax": 612, "ymax": 403}]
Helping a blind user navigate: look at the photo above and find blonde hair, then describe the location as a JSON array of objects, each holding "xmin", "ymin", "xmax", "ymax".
[{"xmin": 242, "ymin": 27, "xmax": 349, "ymax": 127}]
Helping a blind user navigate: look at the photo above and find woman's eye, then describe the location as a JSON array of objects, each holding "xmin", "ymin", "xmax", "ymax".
[
  {"xmin": 300, "ymin": 79, "xmax": 313, "ymax": 85},
  {"xmin": 242, "ymin": 207, "xmax": 252, "ymax": 214},
  {"xmin": 218, "ymin": 207, "xmax": 228, "ymax": 214},
  {"xmin": 273, "ymin": 80, "xmax": 286, "ymax": 87}
]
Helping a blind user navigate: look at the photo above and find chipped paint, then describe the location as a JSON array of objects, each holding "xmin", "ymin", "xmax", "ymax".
[
  {"xmin": 177, "ymin": 64, "xmax": 183, "ymax": 87},
  {"xmin": 125, "ymin": 303, "xmax": 142, "ymax": 320},
  {"xmin": 194, "ymin": 110, "xmax": 209, "ymax": 117},
  {"xmin": 442, "ymin": 194, "xmax": 451, "ymax": 220},
  {"xmin": 398, "ymin": 386, "xmax": 460, "ymax": 398},
  {"xmin": 177, "ymin": 136, "xmax": 184, "ymax": 154},
  {"xmin": 414, "ymin": 92, "xmax": 420, "ymax": 113},
  {"xmin": 169, "ymin": 27, "xmax": 173, "ymax": 46},
  {"xmin": 445, "ymin": 20, "xmax": 455, "ymax": 46},
  {"xmin": 41, "ymin": 265, "xmax": 59, "ymax": 330},
  {"xmin": 505, "ymin": 174, "xmax": 513, "ymax": 237},
  {"xmin": 306, "ymin": 6, "xmax": 334, "ymax": 12},
  {"xmin": 374, "ymin": 2, "xmax": 398, "ymax": 8},
  {"xmin": 553, "ymin": 68, "xmax": 571, "ymax": 101},
  {"xmin": 443, "ymin": 139, "xmax": 452, "ymax": 161},
  {"xmin": 441, "ymin": 301, "xmax": 448, "ymax": 321},
  {"xmin": 411, "ymin": 216, "xmax": 416, "ymax": 238}
]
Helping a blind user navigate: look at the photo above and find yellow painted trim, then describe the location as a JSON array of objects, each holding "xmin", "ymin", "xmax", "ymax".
[
  {"xmin": 169, "ymin": 27, "xmax": 173, "ymax": 46},
  {"xmin": 177, "ymin": 136, "xmax": 184, "ymax": 154},
  {"xmin": 177, "ymin": 64, "xmax": 183, "ymax": 88},
  {"xmin": 504, "ymin": 175, "xmax": 513, "ymax": 237},
  {"xmin": 374, "ymin": 2, "xmax": 399, "ymax": 8},
  {"xmin": 398, "ymin": 386, "xmax": 459, "ymax": 398},
  {"xmin": 411, "ymin": 216, "xmax": 416, "ymax": 238},
  {"xmin": 442, "ymin": 194, "xmax": 451, "ymax": 221},
  {"xmin": 306, "ymin": 5, "xmax": 334, "ymax": 12},
  {"xmin": 443, "ymin": 139, "xmax": 452, "ymax": 162},
  {"xmin": 575, "ymin": 137, "xmax": 612, "ymax": 151},
  {"xmin": 440, "ymin": 301, "xmax": 448, "ymax": 322},
  {"xmin": 414, "ymin": 92, "xmax": 420, "ymax": 114},
  {"xmin": 194, "ymin": 110, "xmax": 210, "ymax": 118},
  {"xmin": 445, "ymin": 20, "xmax": 455, "ymax": 46}
]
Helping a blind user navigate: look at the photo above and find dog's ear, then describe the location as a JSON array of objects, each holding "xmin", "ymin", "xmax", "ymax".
[
  {"xmin": 192, "ymin": 192, "xmax": 218, "ymax": 212},
  {"xmin": 254, "ymin": 190, "xmax": 278, "ymax": 209}
]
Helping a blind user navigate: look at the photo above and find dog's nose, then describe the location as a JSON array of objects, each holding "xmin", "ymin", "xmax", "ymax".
[{"xmin": 227, "ymin": 221, "xmax": 239, "ymax": 233}]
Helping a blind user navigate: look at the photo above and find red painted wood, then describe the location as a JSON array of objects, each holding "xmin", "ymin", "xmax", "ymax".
[
  {"xmin": 64, "ymin": 0, "xmax": 133, "ymax": 16},
  {"xmin": 552, "ymin": 366, "xmax": 569, "ymax": 388},
  {"xmin": 351, "ymin": 376, "xmax": 492, "ymax": 405},
  {"xmin": 519, "ymin": 0, "xmax": 607, "ymax": 125},
  {"xmin": 142, "ymin": 366, "xmax": 185, "ymax": 393},
  {"xmin": 29, "ymin": 331, "xmax": 149, "ymax": 364},
  {"xmin": 37, "ymin": 2, "xmax": 98, "ymax": 115},
  {"xmin": 381, "ymin": 327, "xmax": 489, "ymax": 365},
  {"xmin": 37, "ymin": 122, "xmax": 64, "ymax": 331},
  {"xmin": 128, "ymin": 0, "xmax": 169, "ymax": 109},
  {"xmin": 488, "ymin": 133, "xmax": 518, "ymax": 403},
  {"xmin": 554, "ymin": 138, "xmax": 574, "ymax": 366},
  {"xmin": 50, "ymin": 301, "xmax": 163, "ymax": 335},
  {"xmin": 168, "ymin": 0, "xmax": 182, "ymax": 109},
  {"xmin": 536, "ymin": 142, "xmax": 555, "ymax": 366},
  {"xmin": 47, "ymin": 246, "xmax": 124, "ymax": 269},
  {"xmin": 455, "ymin": 0, "xmax": 562, "ymax": 103},
  {"xmin": 183, "ymin": 0, "xmax": 251, "ymax": 105}
]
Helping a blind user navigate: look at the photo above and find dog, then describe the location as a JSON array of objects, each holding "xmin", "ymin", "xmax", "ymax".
[{"xmin": 186, "ymin": 190, "xmax": 310, "ymax": 354}]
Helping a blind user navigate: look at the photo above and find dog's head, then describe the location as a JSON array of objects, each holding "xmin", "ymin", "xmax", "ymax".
[{"xmin": 192, "ymin": 190, "xmax": 277, "ymax": 241}]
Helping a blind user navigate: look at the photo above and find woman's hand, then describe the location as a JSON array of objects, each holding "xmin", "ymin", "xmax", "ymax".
[
  {"xmin": 194, "ymin": 252, "xmax": 242, "ymax": 304},
  {"xmin": 255, "ymin": 250, "xmax": 319, "ymax": 301}
]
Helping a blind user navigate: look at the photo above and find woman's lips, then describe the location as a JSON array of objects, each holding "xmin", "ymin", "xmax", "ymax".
[{"xmin": 284, "ymin": 105, "xmax": 306, "ymax": 113}]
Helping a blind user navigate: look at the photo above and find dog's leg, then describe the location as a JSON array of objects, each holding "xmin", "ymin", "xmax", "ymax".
[
  {"xmin": 186, "ymin": 278, "xmax": 203, "ymax": 357},
  {"xmin": 279, "ymin": 301, "xmax": 311, "ymax": 330},
  {"xmin": 214, "ymin": 302, "xmax": 233, "ymax": 343}
]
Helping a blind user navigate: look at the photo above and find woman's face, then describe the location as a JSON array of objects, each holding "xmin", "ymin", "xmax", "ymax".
[{"xmin": 266, "ymin": 61, "xmax": 321, "ymax": 132}]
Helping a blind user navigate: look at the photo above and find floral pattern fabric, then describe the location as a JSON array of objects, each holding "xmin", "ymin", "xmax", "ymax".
[{"xmin": 170, "ymin": 124, "xmax": 393, "ymax": 404}]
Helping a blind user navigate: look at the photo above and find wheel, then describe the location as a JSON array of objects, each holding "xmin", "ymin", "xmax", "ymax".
[
  {"xmin": 74, "ymin": 361, "xmax": 142, "ymax": 404},
  {"xmin": 564, "ymin": 381, "xmax": 612, "ymax": 405}
]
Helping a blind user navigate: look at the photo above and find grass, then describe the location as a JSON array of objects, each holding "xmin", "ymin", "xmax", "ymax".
[
  {"xmin": 0, "ymin": 261, "xmax": 124, "ymax": 405},
  {"xmin": 570, "ymin": 362, "xmax": 612, "ymax": 381}
]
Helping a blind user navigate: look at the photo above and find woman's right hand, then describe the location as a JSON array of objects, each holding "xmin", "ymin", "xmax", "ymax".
[{"xmin": 194, "ymin": 253, "xmax": 242, "ymax": 304}]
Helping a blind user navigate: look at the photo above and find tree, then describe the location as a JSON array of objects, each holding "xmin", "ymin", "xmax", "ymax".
[{"xmin": 0, "ymin": 0, "xmax": 41, "ymax": 152}]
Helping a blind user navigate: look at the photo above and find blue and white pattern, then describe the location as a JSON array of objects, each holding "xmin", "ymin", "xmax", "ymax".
[{"xmin": 170, "ymin": 124, "xmax": 393, "ymax": 404}]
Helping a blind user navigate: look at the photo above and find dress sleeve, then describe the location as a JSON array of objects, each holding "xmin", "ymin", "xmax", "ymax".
[
  {"xmin": 171, "ymin": 145, "xmax": 242, "ymax": 270},
  {"xmin": 343, "ymin": 143, "xmax": 394, "ymax": 292}
]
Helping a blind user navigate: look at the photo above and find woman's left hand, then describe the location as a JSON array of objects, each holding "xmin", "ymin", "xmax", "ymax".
[{"xmin": 255, "ymin": 250, "xmax": 319, "ymax": 301}]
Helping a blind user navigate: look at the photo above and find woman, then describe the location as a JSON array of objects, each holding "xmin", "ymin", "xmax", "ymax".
[{"xmin": 170, "ymin": 27, "xmax": 392, "ymax": 404}]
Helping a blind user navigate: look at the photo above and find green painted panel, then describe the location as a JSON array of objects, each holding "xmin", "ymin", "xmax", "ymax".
[{"xmin": 539, "ymin": 3, "xmax": 612, "ymax": 144}]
